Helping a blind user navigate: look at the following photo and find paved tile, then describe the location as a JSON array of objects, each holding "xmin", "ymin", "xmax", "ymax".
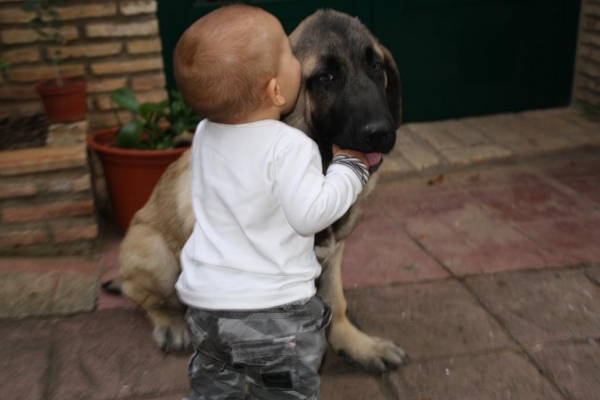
[
  {"xmin": 583, "ymin": 264, "xmax": 600, "ymax": 284},
  {"xmin": 466, "ymin": 270, "xmax": 600, "ymax": 343},
  {"xmin": 440, "ymin": 144, "xmax": 512, "ymax": 166},
  {"xmin": 542, "ymin": 157, "xmax": 600, "ymax": 180},
  {"xmin": 50, "ymin": 310, "xmax": 191, "ymax": 400},
  {"xmin": 551, "ymin": 177, "xmax": 600, "ymax": 208},
  {"xmin": 465, "ymin": 114, "xmax": 543, "ymax": 156},
  {"xmin": 392, "ymin": 351, "xmax": 564, "ymax": 400},
  {"xmin": 377, "ymin": 179, "xmax": 556, "ymax": 275},
  {"xmin": 345, "ymin": 280, "xmax": 514, "ymax": 360},
  {"xmin": 0, "ymin": 318, "xmax": 54, "ymax": 400},
  {"xmin": 407, "ymin": 121, "xmax": 463, "ymax": 151},
  {"xmin": 128, "ymin": 391, "xmax": 188, "ymax": 400},
  {"xmin": 462, "ymin": 171, "xmax": 595, "ymax": 223},
  {"xmin": 377, "ymin": 153, "xmax": 414, "ymax": 179},
  {"xmin": 97, "ymin": 226, "xmax": 135, "ymax": 310},
  {"xmin": 0, "ymin": 271, "xmax": 59, "ymax": 317},
  {"xmin": 411, "ymin": 212, "xmax": 554, "ymax": 275},
  {"xmin": 321, "ymin": 372, "xmax": 387, "ymax": 400},
  {"xmin": 442, "ymin": 119, "xmax": 491, "ymax": 146},
  {"xmin": 541, "ymin": 158, "xmax": 600, "ymax": 208},
  {"xmin": 523, "ymin": 108, "xmax": 600, "ymax": 147},
  {"xmin": 522, "ymin": 108, "xmax": 595, "ymax": 135},
  {"xmin": 0, "ymin": 258, "xmax": 99, "ymax": 317},
  {"xmin": 342, "ymin": 202, "xmax": 449, "ymax": 288},
  {"xmin": 393, "ymin": 127, "xmax": 442, "ymax": 171},
  {"xmin": 514, "ymin": 217, "xmax": 600, "ymax": 266},
  {"xmin": 509, "ymin": 114, "xmax": 575, "ymax": 152},
  {"xmin": 376, "ymin": 180, "xmax": 473, "ymax": 224},
  {"xmin": 52, "ymin": 269, "xmax": 98, "ymax": 314},
  {"xmin": 566, "ymin": 129, "xmax": 600, "ymax": 146},
  {"xmin": 527, "ymin": 341, "xmax": 600, "ymax": 400}
]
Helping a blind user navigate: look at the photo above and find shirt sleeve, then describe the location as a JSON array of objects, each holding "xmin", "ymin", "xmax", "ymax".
[{"xmin": 275, "ymin": 137, "xmax": 369, "ymax": 236}]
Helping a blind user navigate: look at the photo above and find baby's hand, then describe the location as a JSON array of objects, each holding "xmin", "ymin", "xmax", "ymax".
[{"xmin": 332, "ymin": 144, "xmax": 369, "ymax": 167}]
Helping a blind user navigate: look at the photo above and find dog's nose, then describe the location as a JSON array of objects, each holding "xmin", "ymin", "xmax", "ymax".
[{"xmin": 362, "ymin": 122, "xmax": 391, "ymax": 149}]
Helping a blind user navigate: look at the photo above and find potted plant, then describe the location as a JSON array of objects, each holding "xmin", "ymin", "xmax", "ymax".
[
  {"xmin": 88, "ymin": 88, "xmax": 202, "ymax": 231},
  {"xmin": 23, "ymin": 0, "xmax": 86, "ymax": 123}
]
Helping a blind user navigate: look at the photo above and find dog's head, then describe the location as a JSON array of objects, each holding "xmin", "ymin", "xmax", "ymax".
[{"xmin": 284, "ymin": 9, "xmax": 401, "ymax": 171}]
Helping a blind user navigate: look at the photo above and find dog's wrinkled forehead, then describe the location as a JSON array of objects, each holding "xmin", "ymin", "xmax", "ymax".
[{"xmin": 290, "ymin": 9, "xmax": 381, "ymax": 75}]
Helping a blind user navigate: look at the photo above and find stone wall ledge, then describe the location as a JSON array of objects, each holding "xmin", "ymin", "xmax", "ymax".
[{"xmin": 0, "ymin": 143, "xmax": 87, "ymax": 176}]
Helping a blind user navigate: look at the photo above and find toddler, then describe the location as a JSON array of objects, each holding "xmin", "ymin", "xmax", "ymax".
[{"xmin": 173, "ymin": 5, "xmax": 370, "ymax": 400}]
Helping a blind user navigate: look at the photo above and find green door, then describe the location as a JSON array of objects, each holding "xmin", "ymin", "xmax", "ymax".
[
  {"xmin": 372, "ymin": 0, "xmax": 581, "ymax": 122},
  {"xmin": 158, "ymin": 0, "xmax": 581, "ymax": 122},
  {"xmin": 157, "ymin": 0, "xmax": 373, "ymax": 103}
]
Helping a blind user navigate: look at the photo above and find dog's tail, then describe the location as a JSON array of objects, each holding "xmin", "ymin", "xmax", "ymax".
[{"xmin": 102, "ymin": 277, "xmax": 123, "ymax": 295}]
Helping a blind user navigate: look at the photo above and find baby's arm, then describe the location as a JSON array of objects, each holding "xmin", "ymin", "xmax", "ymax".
[{"xmin": 276, "ymin": 141, "xmax": 369, "ymax": 236}]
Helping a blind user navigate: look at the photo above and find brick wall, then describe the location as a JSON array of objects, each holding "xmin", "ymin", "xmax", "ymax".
[
  {"xmin": 574, "ymin": 0, "xmax": 600, "ymax": 111},
  {"xmin": 0, "ymin": 0, "xmax": 167, "ymax": 129},
  {"xmin": 0, "ymin": 120, "xmax": 99, "ymax": 256}
]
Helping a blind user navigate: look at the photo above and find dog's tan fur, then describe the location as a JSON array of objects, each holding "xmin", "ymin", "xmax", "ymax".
[{"xmin": 117, "ymin": 9, "xmax": 406, "ymax": 373}]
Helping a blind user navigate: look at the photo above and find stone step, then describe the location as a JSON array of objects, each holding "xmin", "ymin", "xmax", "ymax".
[
  {"xmin": 378, "ymin": 107, "xmax": 600, "ymax": 181},
  {"xmin": 0, "ymin": 256, "xmax": 99, "ymax": 318}
]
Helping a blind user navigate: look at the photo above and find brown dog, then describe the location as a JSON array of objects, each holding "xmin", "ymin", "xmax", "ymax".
[{"xmin": 116, "ymin": 9, "xmax": 405, "ymax": 374}]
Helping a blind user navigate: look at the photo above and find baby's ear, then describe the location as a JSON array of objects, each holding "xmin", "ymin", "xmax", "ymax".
[{"xmin": 267, "ymin": 77, "xmax": 286, "ymax": 107}]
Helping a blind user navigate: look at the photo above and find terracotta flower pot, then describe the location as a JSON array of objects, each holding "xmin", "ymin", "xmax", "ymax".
[
  {"xmin": 36, "ymin": 77, "xmax": 87, "ymax": 123},
  {"xmin": 88, "ymin": 127, "xmax": 188, "ymax": 231}
]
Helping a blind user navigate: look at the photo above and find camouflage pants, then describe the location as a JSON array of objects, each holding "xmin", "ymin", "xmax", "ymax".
[{"xmin": 184, "ymin": 295, "xmax": 332, "ymax": 400}]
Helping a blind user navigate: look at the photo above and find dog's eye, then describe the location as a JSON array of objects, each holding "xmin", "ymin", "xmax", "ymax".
[
  {"xmin": 319, "ymin": 73, "xmax": 334, "ymax": 82},
  {"xmin": 373, "ymin": 62, "xmax": 382, "ymax": 72}
]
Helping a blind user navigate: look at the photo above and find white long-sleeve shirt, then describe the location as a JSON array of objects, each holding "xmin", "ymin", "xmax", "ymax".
[{"xmin": 175, "ymin": 119, "xmax": 368, "ymax": 310}]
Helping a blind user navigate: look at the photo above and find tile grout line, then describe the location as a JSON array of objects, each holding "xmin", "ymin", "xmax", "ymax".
[
  {"xmin": 533, "ymin": 162, "xmax": 600, "ymax": 214},
  {"xmin": 453, "ymin": 168, "xmax": 586, "ymax": 266},
  {"xmin": 580, "ymin": 264, "xmax": 600, "ymax": 286},
  {"xmin": 344, "ymin": 261, "xmax": 593, "ymax": 296},
  {"xmin": 379, "ymin": 335, "xmax": 600, "ymax": 366},
  {"xmin": 108, "ymin": 388, "xmax": 189, "ymax": 400},
  {"xmin": 43, "ymin": 324, "xmax": 59, "ymax": 400},
  {"xmin": 444, "ymin": 165, "xmax": 600, "ymax": 271},
  {"xmin": 377, "ymin": 374, "xmax": 403, "ymax": 400},
  {"xmin": 380, "ymin": 139, "xmax": 600, "ymax": 188},
  {"xmin": 376, "ymin": 201, "xmax": 575, "ymax": 400}
]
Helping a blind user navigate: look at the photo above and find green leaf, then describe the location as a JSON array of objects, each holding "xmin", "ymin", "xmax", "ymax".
[
  {"xmin": 170, "ymin": 119, "xmax": 187, "ymax": 135},
  {"xmin": 111, "ymin": 87, "xmax": 140, "ymax": 114},
  {"xmin": 116, "ymin": 121, "xmax": 143, "ymax": 149},
  {"xmin": 170, "ymin": 100, "xmax": 183, "ymax": 116},
  {"xmin": 147, "ymin": 121, "xmax": 162, "ymax": 136},
  {"xmin": 155, "ymin": 99, "xmax": 169, "ymax": 115},
  {"xmin": 138, "ymin": 102, "xmax": 155, "ymax": 120}
]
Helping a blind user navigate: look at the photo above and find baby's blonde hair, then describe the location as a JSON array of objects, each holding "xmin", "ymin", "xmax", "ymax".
[{"xmin": 173, "ymin": 5, "xmax": 280, "ymax": 123}]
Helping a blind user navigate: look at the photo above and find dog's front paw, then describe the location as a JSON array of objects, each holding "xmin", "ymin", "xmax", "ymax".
[
  {"xmin": 362, "ymin": 336, "xmax": 407, "ymax": 373},
  {"xmin": 329, "ymin": 322, "xmax": 407, "ymax": 374},
  {"xmin": 153, "ymin": 320, "xmax": 192, "ymax": 352}
]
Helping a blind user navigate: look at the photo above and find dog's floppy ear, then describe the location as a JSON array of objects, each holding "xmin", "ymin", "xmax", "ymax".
[{"xmin": 380, "ymin": 45, "xmax": 402, "ymax": 128}]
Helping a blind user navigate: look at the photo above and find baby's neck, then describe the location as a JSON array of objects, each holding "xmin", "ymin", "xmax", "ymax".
[{"xmin": 225, "ymin": 104, "xmax": 281, "ymax": 125}]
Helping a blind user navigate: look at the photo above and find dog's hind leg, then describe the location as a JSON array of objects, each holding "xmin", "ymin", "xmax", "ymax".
[
  {"xmin": 119, "ymin": 223, "xmax": 191, "ymax": 352},
  {"xmin": 319, "ymin": 241, "xmax": 407, "ymax": 374}
]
